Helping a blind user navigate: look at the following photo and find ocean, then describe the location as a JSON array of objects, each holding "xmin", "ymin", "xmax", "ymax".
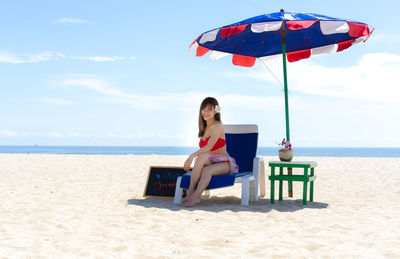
[{"xmin": 0, "ymin": 146, "xmax": 399, "ymax": 157}]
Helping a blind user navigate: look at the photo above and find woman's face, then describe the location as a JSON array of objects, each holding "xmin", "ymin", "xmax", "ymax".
[{"xmin": 201, "ymin": 105, "xmax": 216, "ymax": 122}]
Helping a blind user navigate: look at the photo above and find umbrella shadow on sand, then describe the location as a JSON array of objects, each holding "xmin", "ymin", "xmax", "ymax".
[{"xmin": 127, "ymin": 196, "xmax": 328, "ymax": 213}]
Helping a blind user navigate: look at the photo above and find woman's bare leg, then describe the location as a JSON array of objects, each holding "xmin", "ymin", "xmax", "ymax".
[
  {"xmin": 183, "ymin": 154, "xmax": 210, "ymax": 202},
  {"xmin": 184, "ymin": 162, "xmax": 230, "ymax": 207}
]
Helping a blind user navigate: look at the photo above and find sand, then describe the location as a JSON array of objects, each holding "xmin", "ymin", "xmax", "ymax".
[{"xmin": 0, "ymin": 154, "xmax": 399, "ymax": 258}]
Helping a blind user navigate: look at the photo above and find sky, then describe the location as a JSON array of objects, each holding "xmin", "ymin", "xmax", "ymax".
[{"xmin": 1, "ymin": 0, "xmax": 399, "ymax": 147}]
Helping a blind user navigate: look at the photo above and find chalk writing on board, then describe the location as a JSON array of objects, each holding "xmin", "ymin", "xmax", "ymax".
[{"xmin": 144, "ymin": 166, "xmax": 188, "ymax": 197}]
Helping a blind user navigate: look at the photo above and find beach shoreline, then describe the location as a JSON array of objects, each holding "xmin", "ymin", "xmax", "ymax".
[{"xmin": 1, "ymin": 154, "xmax": 399, "ymax": 257}]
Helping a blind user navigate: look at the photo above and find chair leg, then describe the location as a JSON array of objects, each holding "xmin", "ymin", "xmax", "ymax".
[
  {"xmin": 204, "ymin": 190, "xmax": 211, "ymax": 198},
  {"xmin": 174, "ymin": 177, "xmax": 183, "ymax": 204},
  {"xmin": 241, "ymin": 177, "xmax": 250, "ymax": 206},
  {"xmin": 249, "ymin": 178, "xmax": 257, "ymax": 201},
  {"xmin": 259, "ymin": 160, "xmax": 266, "ymax": 197}
]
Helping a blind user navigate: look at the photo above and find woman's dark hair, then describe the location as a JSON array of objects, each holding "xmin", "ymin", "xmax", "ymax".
[{"xmin": 198, "ymin": 97, "xmax": 221, "ymax": 137}]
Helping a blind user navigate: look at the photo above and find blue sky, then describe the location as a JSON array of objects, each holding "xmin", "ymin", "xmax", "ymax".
[{"xmin": 1, "ymin": 0, "xmax": 399, "ymax": 147}]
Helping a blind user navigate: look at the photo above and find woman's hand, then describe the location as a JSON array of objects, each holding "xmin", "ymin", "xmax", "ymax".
[{"xmin": 184, "ymin": 155, "xmax": 193, "ymax": 172}]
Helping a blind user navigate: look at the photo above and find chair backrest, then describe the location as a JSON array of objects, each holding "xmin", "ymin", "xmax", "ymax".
[{"xmin": 224, "ymin": 124, "xmax": 258, "ymax": 173}]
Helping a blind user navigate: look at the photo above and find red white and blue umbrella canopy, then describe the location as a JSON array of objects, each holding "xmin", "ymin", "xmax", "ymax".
[
  {"xmin": 190, "ymin": 10, "xmax": 373, "ymax": 67},
  {"xmin": 189, "ymin": 10, "xmax": 373, "ymax": 143}
]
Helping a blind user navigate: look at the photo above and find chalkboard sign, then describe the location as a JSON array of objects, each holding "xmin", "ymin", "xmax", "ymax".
[{"xmin": 144, "ymin": 166, "xmax": 189, "ymax": 197}]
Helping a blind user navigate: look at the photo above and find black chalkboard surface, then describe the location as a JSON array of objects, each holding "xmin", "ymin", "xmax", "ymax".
[{"xmin": 143, "ymin": 166, "xmax": 188, "ymax": 197}]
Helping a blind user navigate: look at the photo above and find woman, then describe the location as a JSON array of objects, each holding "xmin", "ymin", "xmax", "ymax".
[{"xmin": 183, "ymin": 97, "xmax": 238, "ymax": 207}]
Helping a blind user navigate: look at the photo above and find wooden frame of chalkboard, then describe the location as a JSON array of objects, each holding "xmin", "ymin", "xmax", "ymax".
[{"xmin": 143, "ymin": 166, "xmax": 189, "ymax": 198}]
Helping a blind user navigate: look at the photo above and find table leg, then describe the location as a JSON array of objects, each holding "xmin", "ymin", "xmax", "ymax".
[
  {"xmin": 279, "ymin": 167, "xmax": 283, "ymax": 200},
  {"xmin": 310, "ymin": 168, "xmax": 314, "ymax": 202},
  {"xmin": 288, "ymin": 167, "xmax": 293, "ymax": 197},
  {"xmin": 303, "ymin": 168, "xmax": 308, "ymax": 205},
  {"xmin": 270, "ymin": 166, "xmax": 275, "ymax": 204}
]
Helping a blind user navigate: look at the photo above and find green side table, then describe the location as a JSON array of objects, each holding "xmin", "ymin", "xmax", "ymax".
[{"xmin": 268, "ymin": 161, "xmax": 317, "ymax": 205}]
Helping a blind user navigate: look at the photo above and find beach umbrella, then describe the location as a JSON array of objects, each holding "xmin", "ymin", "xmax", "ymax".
[{"xmin": 190, "ymin": 9, "xmax": 373, "ymax": 142}]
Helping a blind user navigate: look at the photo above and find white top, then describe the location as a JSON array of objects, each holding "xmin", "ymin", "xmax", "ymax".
[{"xmin": 223, "ymin": 124, "xmax": 258, "ymax": 134}]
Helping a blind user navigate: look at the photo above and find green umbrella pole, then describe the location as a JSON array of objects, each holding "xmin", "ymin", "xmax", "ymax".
[{"xmin": 281, "ymin": 35, "xmax": 290, "ymax": 142}]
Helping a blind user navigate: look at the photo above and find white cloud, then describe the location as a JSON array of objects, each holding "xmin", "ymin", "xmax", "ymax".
[
  {"xmin": 221, "ymin": 94, "xmax": 283, "ymax": 111},
  {"xmin": 242, "ymin": 52, "xmax": 400, "ymax": 103},
  {"xmin": 0, "ymin": 51, "xmax": 134, "ymax": 64},
  {"xmin": 107, "ymin": 133, "xmax": 117, "ymax": 138},
  {"xmin": 66, "ymin": 132, "xmax": 84, "ymax": 137},
  {"xmin": 0, "ymin": 51, "xmax": 60, "ymax": 64},
  {"xmin": 38, "ymin": 98, "xmax": 75, "ymax": 105},
  {"xmin": 71, "ymin": 56, "xmax": 125, "ymax": 62},
  {"xmin": 47, "ymin": 132, "xmax": 63, "ymax": 138},
  {"xmin": 63, "ymin": 74, "xmax": 131, "ymax": 98},
  {"xmin": 126, "ymin": 130, "xmax": 185, "ymax": 140},
  {"xmin": 0, "ymin": 130, "xmax": 17, "ymax": 137},
  {"xmin": 62, "ymin": 74, "xmax": 285, "ymax": 111},
  {"xmin": 368, "ymin": 33, "xmax": 400, "ymax": 43},
  {"xmin": 0, "ymin": 129, "xmax": 186, "ymax": 142},
  {"xmin": 52, "ymin": 18, "xmax": 92, "ymax": 24}
]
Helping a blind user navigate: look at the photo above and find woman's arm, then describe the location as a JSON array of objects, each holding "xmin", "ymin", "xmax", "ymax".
[{"xmin": 183, "ymin": 124, "xmax": 223, "ymax": 171}]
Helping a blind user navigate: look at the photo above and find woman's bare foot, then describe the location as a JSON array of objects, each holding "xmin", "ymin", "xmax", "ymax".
[
  {"xmin": 182, "ymin": 195, "xmax": 191, "ymax": 202},
  {"xmin": 184, "ymin": 196, "xmax": 201, "ymax": 207},
  {"xmin": 182, "ymin": 189, "xmax": 194, "ymax": 202}
]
